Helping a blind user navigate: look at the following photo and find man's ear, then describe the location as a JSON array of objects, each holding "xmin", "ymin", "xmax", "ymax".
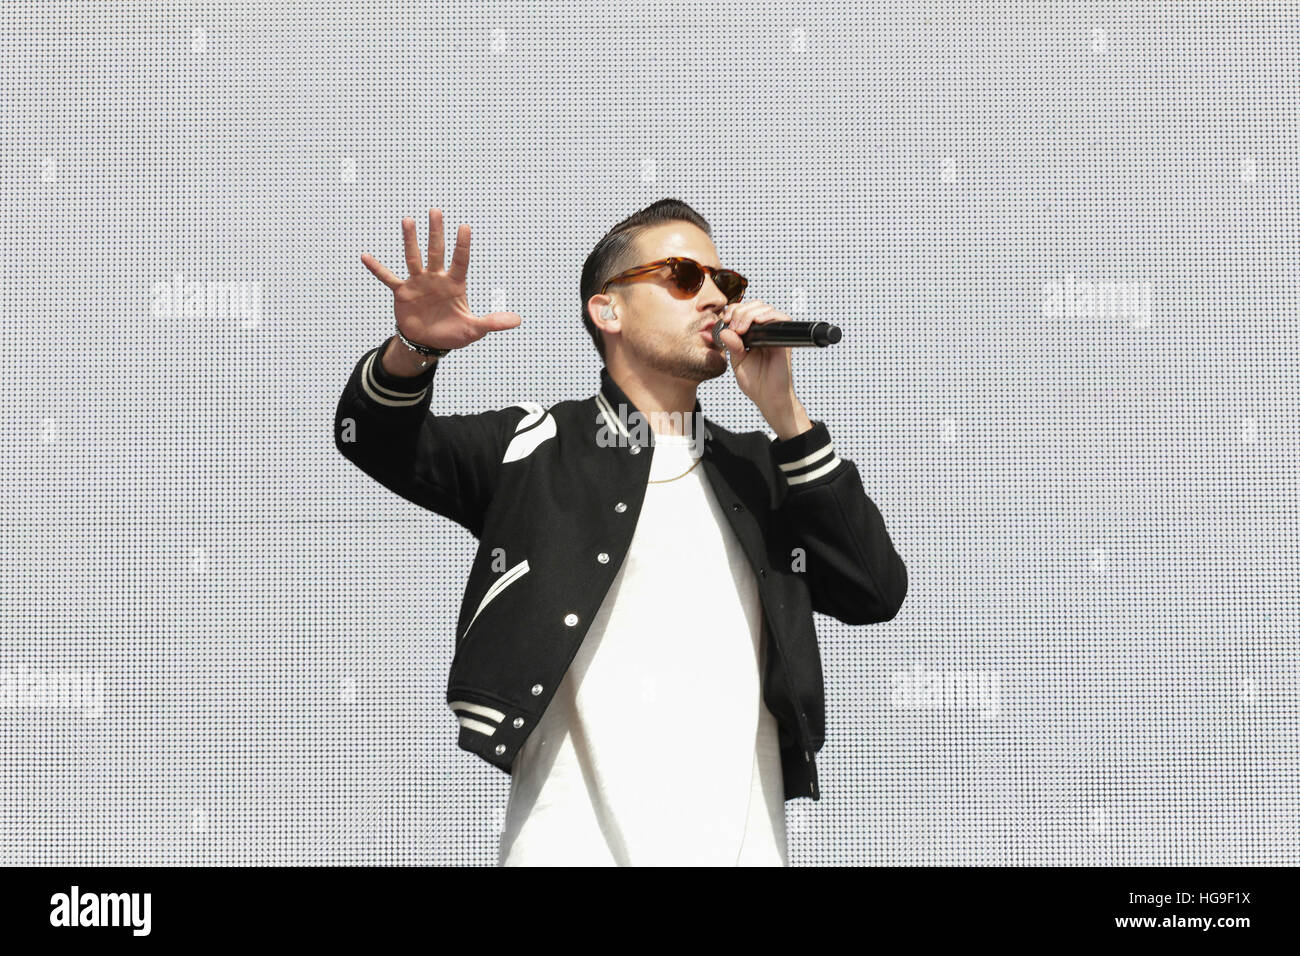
[{"xmin": 591, "ymin": 297, "xmax": 620, "ymax": 334}]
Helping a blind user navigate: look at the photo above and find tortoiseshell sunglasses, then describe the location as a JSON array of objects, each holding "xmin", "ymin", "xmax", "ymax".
[{"xmin": 600, "ymin": 257, "xmax": 748, "ymax": 304}]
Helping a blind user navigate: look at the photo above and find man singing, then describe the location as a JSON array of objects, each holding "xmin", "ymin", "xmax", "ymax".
[{"xmin": 334, "ymin": 199, "xmax": 908, "ymax": 865}]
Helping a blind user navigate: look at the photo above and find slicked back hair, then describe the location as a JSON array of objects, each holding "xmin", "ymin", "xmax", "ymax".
[{"xmin": 579, "ymin": 198, "xmax": 712, "ymax": 361}]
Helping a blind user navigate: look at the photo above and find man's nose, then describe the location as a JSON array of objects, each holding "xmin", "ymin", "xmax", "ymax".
[{"xmin": 699, "ymin": 275, "xmax": 729, "ymax": 308}]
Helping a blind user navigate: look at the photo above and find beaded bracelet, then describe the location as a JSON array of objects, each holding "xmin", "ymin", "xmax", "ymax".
[{"xmin": 395, "ymin": 325, "xmax": 452, "ymax": 361}]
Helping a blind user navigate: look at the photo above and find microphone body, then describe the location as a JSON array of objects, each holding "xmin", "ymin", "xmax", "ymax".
[{"xmin": 711, "ymin": 319, "xmax": 842, "ymax": 350}]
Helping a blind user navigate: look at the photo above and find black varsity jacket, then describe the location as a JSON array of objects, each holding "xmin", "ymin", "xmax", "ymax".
[{"xmin": 333, "ymin": 339, "xmax": 908, "ymax": 801}]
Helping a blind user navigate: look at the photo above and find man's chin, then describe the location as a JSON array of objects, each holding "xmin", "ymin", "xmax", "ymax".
[
  {"xmin": 700, "ymin": 342, "xmax": 729, "ymax": 373},
  {"xmin": 630, "ymin": 340, "xmax": 727, "ymax": 382},
  {"xmin": 698, "ymin": 354, "xmax": 729, "ymax": 381}
]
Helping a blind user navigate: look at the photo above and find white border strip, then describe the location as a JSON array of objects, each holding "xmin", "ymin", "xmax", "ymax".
[
  {"xmin": 596, "ymin": 392, "xmax": 630, "ymax": 439},
  {"xmin": 456, "ymin": 716, "xmax": 498, "ymax": 737},
  {"xmin": 785, "ymin": 455, "xmax": 843, "ymax": 484},
  {"xmin": 359, "ymin": 352, "xmax": 429, "ymax": 407},
  {"xmin": 778, "ymin": 441, "xmax": 834, "ymax": 473},
  {"xmin": 448, "ymin": 699, "xmax": 506, "ymax": 723}
]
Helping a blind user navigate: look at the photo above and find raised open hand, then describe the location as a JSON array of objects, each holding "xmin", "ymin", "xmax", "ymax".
[{"xmin": 361, "ymin": 208, "xmax": 522, "ymax": 352}]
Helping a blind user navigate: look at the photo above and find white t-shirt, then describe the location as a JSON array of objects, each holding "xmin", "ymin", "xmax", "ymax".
[{"xmin": 498, "ymin": 431, "xmax": 787, "ymax": 866}]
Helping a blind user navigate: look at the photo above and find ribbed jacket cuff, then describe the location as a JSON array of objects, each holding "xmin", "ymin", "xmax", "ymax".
[
  {"xmin": 770, "ymin": 420, "xmax": 844, "ymax": 486},
  {"xmin": 358, "ymin": 338, "xmax": 437, "ymax": 407}
]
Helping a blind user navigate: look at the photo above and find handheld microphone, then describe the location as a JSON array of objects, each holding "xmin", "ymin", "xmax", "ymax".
[{"xmin": 711, "ymin": 318, "xmax": 842, "ymax": 350}]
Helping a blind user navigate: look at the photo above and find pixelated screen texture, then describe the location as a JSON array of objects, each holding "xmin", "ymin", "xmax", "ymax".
[{"xmin": 1, "ymin": 2, "xmax": 1296, "ymax": 865}]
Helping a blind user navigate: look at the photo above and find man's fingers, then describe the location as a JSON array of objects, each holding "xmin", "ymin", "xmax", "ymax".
[
  {"xmin": 729, "ymin": 302, "xmax": 775, "ymax": 334},
  {"xmin": 402, "ymin": 217, "xmax": 424, "ymax": 277},
  {"xmin": 721, "ymin": 328, "xmax": 747, "ymax": 367},
  {"xmin": 360, "ymin": 254, "xmax": 402, "ymax": 291},
  {"xmin": 479, "ymin": 310, "xmax": 523, "ymax": 331},
  {"xmin": 727, "ymin": 303, "xmax": 754, "ymax": 334},
  {"xmin": 427, "ymin": 208, "xmax": 444, "ymax": 272},
  {"xmin": 447, "ymin": 223, "xmax": 471, "ymax": 284}
]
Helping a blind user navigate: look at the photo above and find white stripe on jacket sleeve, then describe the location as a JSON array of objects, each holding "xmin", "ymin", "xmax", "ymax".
[
  {"xmin": 777, "ymin": 435, "xmax": 844, "ymax": 485},
  {"xmin": 358, "ymin": 351, "xmax": 431, "ymax": 407}
]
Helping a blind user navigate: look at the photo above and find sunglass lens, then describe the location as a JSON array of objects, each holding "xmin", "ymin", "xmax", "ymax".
[
  {"xmin": 671, "ymin": 259, "xmax": 705, "ymax": 294},
  {"xmin": 716, "ymin": 270, "xmax": 746, "ymax": 302}
]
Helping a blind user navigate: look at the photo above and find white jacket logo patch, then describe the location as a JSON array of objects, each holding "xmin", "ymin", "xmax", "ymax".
[{"xmin": 503, "ymin": 402, "xmax": 556, "ymax": 462}]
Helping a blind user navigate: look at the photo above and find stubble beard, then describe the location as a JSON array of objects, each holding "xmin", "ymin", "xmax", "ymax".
[{"xmin": 629, "ymin": 327, "xmax": 728, "ymax": 384}]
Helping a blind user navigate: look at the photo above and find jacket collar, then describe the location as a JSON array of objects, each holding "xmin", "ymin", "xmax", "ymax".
[{"xmin": 595, "ymin": 366, "xmax": 711, "ymax": 446}]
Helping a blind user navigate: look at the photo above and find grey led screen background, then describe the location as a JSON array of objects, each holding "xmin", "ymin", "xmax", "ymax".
[{"xmin": 3, "ymin": 2, "xmax": 1297, "ymax": 866}]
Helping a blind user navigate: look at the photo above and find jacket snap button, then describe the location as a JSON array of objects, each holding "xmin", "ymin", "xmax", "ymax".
[
  {"xmin": 629, "ymin": 445, "xmax": 640, "ymax": 455},
  {"xmin": 531, "ymin": 683, "xmax": 543, "ymax": 696},
  {"xmin": 597, "ymin": 552, "xmax": 609, "ymax": 563},
  {"xmin": 614, "ymin": 502, "xmax": 627, "ymax": 513},
  {"xmin": 759, "ymin": 567, "xmax": 767, "ymax": 578},
  {"xmin": 564, "ymin": 613, "xmax": 578, "ymax": 626},
  {"xmin": 732, "ymin": 502, "xmax": 742, "ymax": 511},
  {"xmin": 513, "ymin": 717, "xmax": 524, "ymax": 728},
  {"xmin": 495, "ymin": 743, "xmax": 506, "ymax": 755}
]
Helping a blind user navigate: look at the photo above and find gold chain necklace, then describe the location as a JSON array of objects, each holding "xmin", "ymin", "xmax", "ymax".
[{"xmin": 647, "ymin": 456, "xmax": 702, "ymax": 484}]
